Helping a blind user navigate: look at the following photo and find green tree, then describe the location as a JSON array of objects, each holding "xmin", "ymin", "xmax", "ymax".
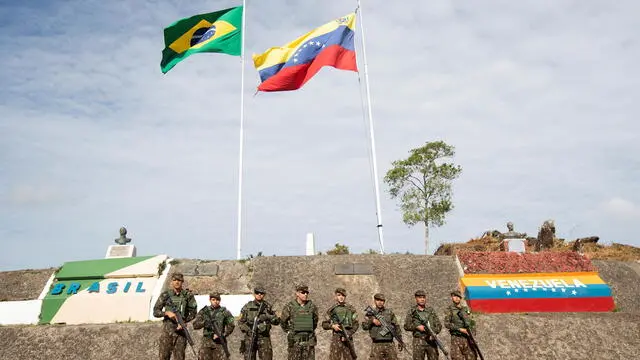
[
  {"xmin": 384, "ymin": 141, "xmax": 462, "ymax": 254},
  {"xmin": 326, "ymin": 243, "xmax": 350, "ymax": 255}
]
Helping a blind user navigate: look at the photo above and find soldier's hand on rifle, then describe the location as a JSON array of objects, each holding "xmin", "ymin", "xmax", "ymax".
[
  {"xmin": 213, "ymin": 334, "xmax": 219, "ymax": 340},
  {"xmin": 332, "ymin": 324, "xmax": 342, "ymax": 332},
  {"xmin": 417, "ymin": 325, "xmax": 425, "ymax": 332},
  {"xmin": 176, "ymin": 324, "xmax": 183, "ymax": 331},
  {"xmin": 459, "ymin": 328, "xmax": 469, "ymax": 335},
  {"xmin": 372, "ymin": 318, "xmax": 382, "ymax": 326},
  {"xmin": 165, "ymin": 310, "xmax": 177, "ymax": 319}
]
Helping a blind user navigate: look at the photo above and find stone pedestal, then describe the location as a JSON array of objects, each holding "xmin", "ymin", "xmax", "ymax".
[
  {"xmin": 105, "ymin": 244, "xmax": 137, "ymax": 258},
  {"xmin": 504, "ymin": 238, "xmax": 526, "ymax": 253}
]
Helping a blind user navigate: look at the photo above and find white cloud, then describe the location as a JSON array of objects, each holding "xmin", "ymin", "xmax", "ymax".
[{"xmin": 602, "ymin": 198, "xmax": 640, "ymax": 220}]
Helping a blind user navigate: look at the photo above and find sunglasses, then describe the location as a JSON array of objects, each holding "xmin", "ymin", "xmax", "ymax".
[
  {"xmin": 255, "ymin": 292, "xmax": 265, "ymax": 295},
  {"xmin": 299, "ymin": 291, "xmax": 309, "ymax": 295}
]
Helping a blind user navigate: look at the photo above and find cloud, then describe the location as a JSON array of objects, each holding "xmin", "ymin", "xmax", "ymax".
[{"xmin": 602, "ymin": 198, "xmax": 640, "ymax": 220}]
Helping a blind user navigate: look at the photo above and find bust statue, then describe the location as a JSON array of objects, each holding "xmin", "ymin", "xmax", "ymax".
[
  {"xmin": 114, "ymin": 227, "xmax": 132, "ymax": 245},
  {"xmin": 502, "ymin": 221, "xmax": 526, "ymax": 239}
]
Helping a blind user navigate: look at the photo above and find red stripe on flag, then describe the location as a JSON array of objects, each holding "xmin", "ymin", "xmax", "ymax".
[
  {"xmin": 467, "ymin": 297, "xmax": 615, "ymax": 313},
  {"xmin": 257, "ymin": 44, "xmax": 357, "ymax": 92}
]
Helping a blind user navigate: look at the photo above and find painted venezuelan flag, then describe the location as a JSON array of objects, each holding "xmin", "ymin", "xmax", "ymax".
[
  {"xmin": 460, "ymin": 272, "xmax": 615, "ymax": 313},
  {"xmin": 252, "ymin": 13, "xmax": 358, "ymax": 92}
]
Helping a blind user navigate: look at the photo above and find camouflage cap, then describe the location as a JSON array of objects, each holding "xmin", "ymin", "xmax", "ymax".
[
  {"xmin": 209, "ymin": 292, "xmax": 221, "ymax": 300},
  {"xmin": 373, "ymin": 293, "xmax": 385, "ymax": 301},
  {"xmin": 335, "ymin": 288, "xmax": 347, "ymax": 296},
  {"xmin": 296, "ymin": 284, "xmax": 309, "ymax": 292},
  {"xmin": 171, "ymin": 273, "xmax": 184, "ymax": 281},
  {"xmin": 254, "ymin": 285, "xmax": 266, "ymax": 294},
  {"xmin": 414, "ymin": 290, "xmax": 427, "ymax": 297},
  {"xmin": 451, "ymin": 290, "xmax": 463, "ymax": 298}
]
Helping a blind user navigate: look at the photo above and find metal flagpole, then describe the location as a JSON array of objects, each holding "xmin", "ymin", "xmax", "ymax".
[
  {"xmin": 236, "ymin": 0, "xmax": 247, "ymax": 260},
  {"xmin": 356, "ymin": 0, "xmax": 385, "ymax": 254}
]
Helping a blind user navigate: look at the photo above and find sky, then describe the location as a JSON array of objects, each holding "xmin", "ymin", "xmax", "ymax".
[{"xmin": 1, "ymin": 0, "xmax": 639, "ymax": 271}]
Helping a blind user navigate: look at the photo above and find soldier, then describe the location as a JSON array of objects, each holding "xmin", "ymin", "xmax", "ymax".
[
  {"xmin": 280, "ymin": 284, "xmax": 319, "ymax": 360},
  {"xmin": 443, "ymin": 290, "xmax": 477, "ymax": 360},
  {"xmin": 321, "ymin": 287, "xmax": 359, "ymax": 360},
  {"xmin": 153, "ymin": 272, "xmax": 198, "ymax": 360},
  {"xmin": 403, "ymin": 290, "xmax": 443, "ymax": 360},
  {"xmin": 237, "ymin": 285, "xmax": 280, "ymax": 360},
  {"xmin": 362, "ymin": 293, "xmax": 402, "ymax": 360},
  {"xmin": 193, "ymin": 292, "xmax": 236, "ymax": 360}
]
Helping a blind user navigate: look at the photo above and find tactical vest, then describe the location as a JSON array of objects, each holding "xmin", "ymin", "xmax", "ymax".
[
  {"xmin": 370, "ymin": 308, "xmax": 394, "ymax": 341},
  {"xmin": 447, "ymin": 305, "xmax": 470, "ymax": 335},
  {"xmin": 331, "ymin": 305, "xmax": 354, "ymax": 328},
  {"xmin": 167, "ymin": 290, "xmax": 188, "ymax": 317},
  {"xmin": 246, "ymin": 301, "xmax": 272, "ymax": 335},
  {"xmin": 291, "ymin": 301, "xmax": 314, "ymax": 333},
  {"xmin": 202, "ymin": 306, "xmax": 227, "ymax": 338}
]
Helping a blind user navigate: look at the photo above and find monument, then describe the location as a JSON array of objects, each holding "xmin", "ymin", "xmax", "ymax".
[
  {"xmin": 502, "ymin": 221, "xmax": 527, "ymax": 253},
  {"xmin": 105, "ymin": 227, "xmax": 137, "ymax": 258}
]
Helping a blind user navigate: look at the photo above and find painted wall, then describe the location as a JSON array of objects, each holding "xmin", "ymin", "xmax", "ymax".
[{"xmin": 0, "ymin": 300, "xmax": 42, "ymax": 325}]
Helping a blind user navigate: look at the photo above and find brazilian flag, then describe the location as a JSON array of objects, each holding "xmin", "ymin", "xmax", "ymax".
[{"xmin": 161, "ymin": 6, "xmax": 243, "ymax": 73}]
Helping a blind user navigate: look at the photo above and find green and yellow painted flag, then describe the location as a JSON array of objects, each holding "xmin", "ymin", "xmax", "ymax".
[{"xmin": 161, "ymin": 6, "xmax": 243, "ymax": 73}]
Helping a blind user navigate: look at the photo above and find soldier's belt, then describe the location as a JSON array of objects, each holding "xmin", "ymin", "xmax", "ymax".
[{"xmin": 372, "ymin": 339, "xmax": 393, "ymax": 343}]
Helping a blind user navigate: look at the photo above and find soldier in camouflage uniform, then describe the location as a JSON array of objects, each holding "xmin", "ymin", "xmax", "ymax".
[
  {"xmin": 153, "ymin": 272, "xmax": 198, "ymax": 360},
  {"xmin": 321, "ymin": 288, "xmax": 359, "ymax": 360},
  {"xmin": 192, "ymin": 292, "xmax": 236, "ymax": 360},
  {"xmin": 403, "ymin": 290, "xmax": 443, "ymax": 360},
  {"xmin": 362, "ymin": 293, "xmax": 403, "ymax": 360},
  {"xmin": 443, "ymin": 290, "xmax": 477, "ymax": 360},
  {"xmin": 280, "ymin": 284, "xmax": 319, "ymax": 360},
  {"xmin": 237, "ymin": 285, "xmax": 280, "ymax": 360}
]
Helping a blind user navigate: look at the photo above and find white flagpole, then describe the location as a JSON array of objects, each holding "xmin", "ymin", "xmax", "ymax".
[
  {"xmin": 236, "ymin": 1, "xmax": 247, "ymax": 260},
  {"xmin": 356, "ymin": 0, "xmax": 385, "ymax": 254}
]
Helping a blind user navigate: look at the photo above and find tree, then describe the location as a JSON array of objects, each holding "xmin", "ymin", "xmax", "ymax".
[
  {"xmin": 384, "ymin": 141, "xmax": 462, "ymax": 254},
  {"xmin": 326, "ymin": 243, "xmax": 350, "ymax": 255}
]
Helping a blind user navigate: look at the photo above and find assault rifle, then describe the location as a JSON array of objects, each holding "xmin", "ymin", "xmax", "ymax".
[
  {"xmin": 209, "ymin": 309, "xmax": 231, "ymax": 359},
  {"xmin": 457, "ymin": 310, "xmax": 484, "ymax": 360},
  {"xmin": 248, "ymin": 301, "xmax": 266, "ymax": 360},
  {"xmin": 164, "ymin": 296, "xmax": 197, "ymax": 358},
  {"xmin": 364, "ymin": 306, "xmax": 411, "ymax": 356},
  {"xmin": 412, "ymin": 313, "xmax": 450, "ymax": 360},
  {"xmin": 330, "ymin": 312, "xmax": 358, "ymax": 359}
]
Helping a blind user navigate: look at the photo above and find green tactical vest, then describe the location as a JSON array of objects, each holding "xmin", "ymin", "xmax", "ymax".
[
  {"xmin": 202, "ymin": 306, "xmax": 227, "ymax": 338},
  {"xmin": 292, "ymin": 302, "xmax": 314, "ymax": 333},
  {"xmin": 247, "ymin": 301, "xmax": 271, "ymax": 334},
  {"xmin": 167, "ymin": 290, "xmax": 188, "ymax": 317},
  {"xmin": 370, "ymin": 309, "xmax": 394, "ymax": 341},
  {"xmin": 332, "ymin": 305, "xmax": 353, "ymax": 328}
]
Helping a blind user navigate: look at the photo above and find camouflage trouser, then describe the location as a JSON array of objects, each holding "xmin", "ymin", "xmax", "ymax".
[
  {"xmin": 287, "ymin": 332, "xmax": 315, "ymax": 360},
  {"xmin": 329, "ymin": 333, "xmax": 355, "ymax": 360},
  {"xmin": 159, "ymin": 328, "xmax": 187, "ymax": 360},
  {"xmin": 242, "ymin": 335, "xmax": 273, "ymax": 360},
  {"xmin": 198, "ymin": 338, "xmax": 228, "ymax": 360},
  {"xmin": 411, "ymin": 337, "xmax": 439, "ymax": 360},
  {"xmin": 450, "ymin": 336, "xmax": 477, "ymax": 360},
  {"xmin": 368, "ymin": 341, "xmax": 397, "ymax": 360}
]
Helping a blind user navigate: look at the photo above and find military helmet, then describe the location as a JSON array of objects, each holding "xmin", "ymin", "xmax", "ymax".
[
  {"xmin": 254, "ymin": 285, "xmax": 266, "ymax": 294},
  {"xmin": 335, "ymin": 288, "xmax": 347, "ymax": 296},
  {"xmin": 209, "ymin": 292, "xmax": 221, "ymax": 300},
  {"xmin": 450, "ymin": 290, "xmax": 463, "ymax": 298},
  {"xmin": 373, "ymin": 293, "xmax": 385, "ymax": 301},
  {"xmin": 171, "ymin": 273, "xmax": 184, "ymax": 281},
  {"xmin": 296, "ymin": 284, "xmax": 309, "ymax": 292},
  {"xmin": 414, "ymin": 290, "xmax": 426, "ymax": 297}
]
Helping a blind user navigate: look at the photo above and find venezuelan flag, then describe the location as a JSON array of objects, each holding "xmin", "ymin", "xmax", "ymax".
[
  {"xmin": 460, "ymin": 272, "xmax": 615, "ymax": 313},
  {"xmin": 253, "ymin": 13, "xmax": 358, "ymax": 92}
]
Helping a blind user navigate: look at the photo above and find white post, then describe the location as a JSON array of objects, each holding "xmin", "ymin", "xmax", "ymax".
[
  {"xmin": 236, "ymin": 1, "xmax": 247, "ymax": 260},
  {"xmin": 356, "ymin": 0, "xmax": 385, "ymax": 254},
  {"xmin": 306, "ymin": 233, "xmax": 316, "ymax": 256}
]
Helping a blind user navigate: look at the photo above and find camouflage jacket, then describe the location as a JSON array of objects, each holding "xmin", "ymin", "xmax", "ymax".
[
  {"xmin": 237, "ymin": 299, "xmax": 280, "ymax": 336},
  {"xmin": 403, "ymin": 305, "xmax": 442, "ymax": 337},
  {"xmin": 280, "ymin": 299, "xmax": 319, "ymax": 334},
  {"xmin": 362, "ymin": 307, "xmax": 400, "ymax": 341},
  {"xmin": 443, "ymin": 303, "xmax": 475, "ymax": 336},
  {"xmin": 153, "ymin": 289, "xmax": 198, "ymax": 331},
  {"xmin": 193, "ymin": 305, "xmax": 235, "ymax": 339},
  {"xmin": 321, "ymin": 302, "xmax": 360, "ymax": 336}
]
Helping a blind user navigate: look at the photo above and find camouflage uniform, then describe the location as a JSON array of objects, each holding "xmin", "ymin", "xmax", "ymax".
[
  {"xmin": 192, "ymin": 296, "xmax": 235, "ymax": 360},
  {"xmin": 153, "ymin": 282, "xmax": 198, "ymax": 360},
  {"xmin": 280, "ymin": 291, "xmax": 319, "ymax": 360},
  {"xmin": 362, "ymin": 294, "xmax": 401, "ymax": 360},
  {"xmin": 403, "ymin": 304, "xmax": 442, "ymax": 360},
  {"xmin": 443, "ymin": 292, "xmax": 477, "ymax": 360},
  {"xmin": 321, "ymin": 293, "xmax": 359, "ymax": 360},
  {"xmin": 238, "ymin": 298, "xmax": 280, "ymax": 360}
]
